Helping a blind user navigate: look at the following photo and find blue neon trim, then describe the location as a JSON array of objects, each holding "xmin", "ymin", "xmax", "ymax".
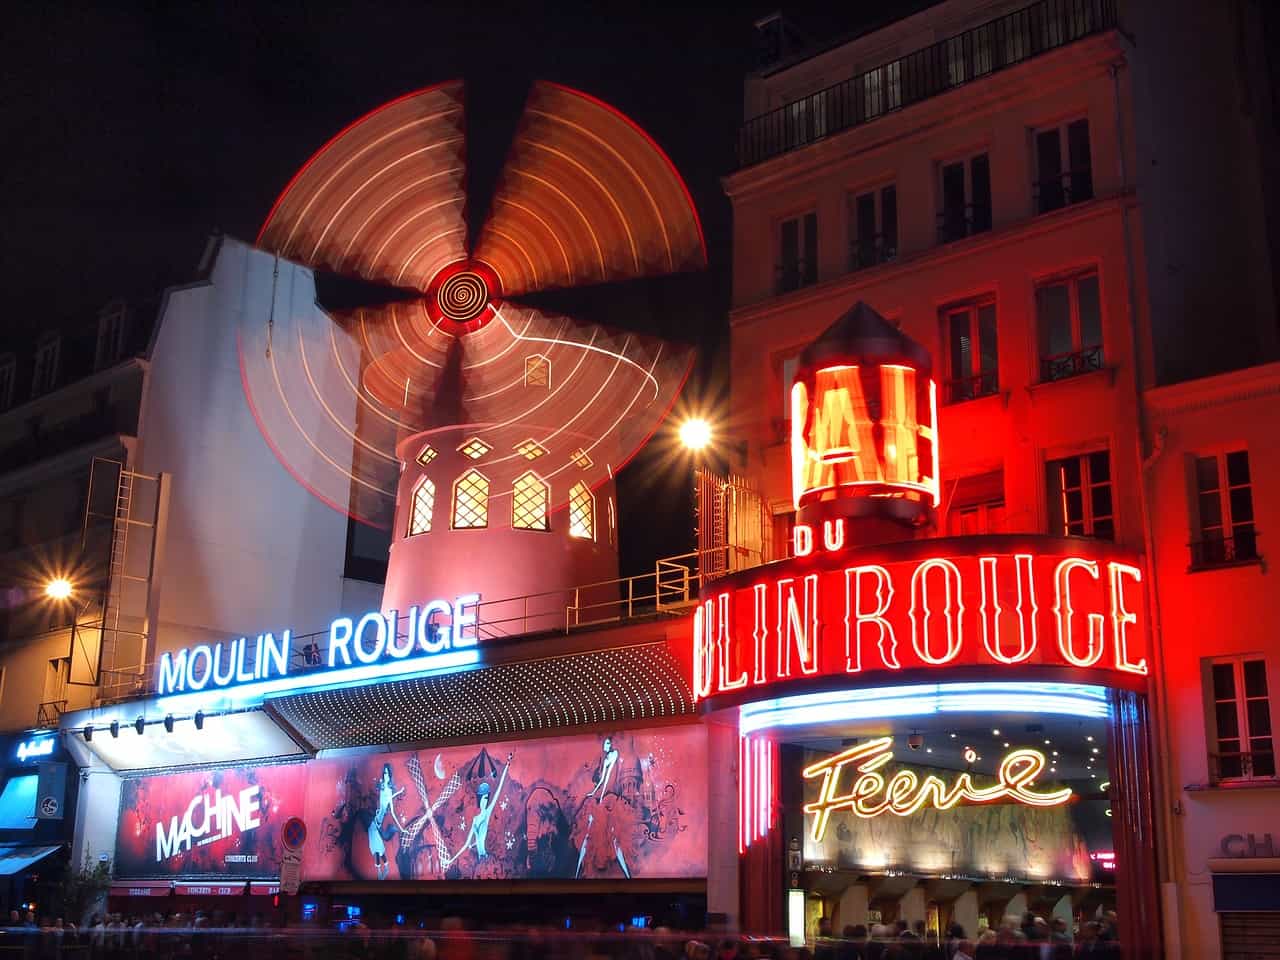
[{"xmin": 738, "ymin": 681, "xmax": 1109, "ymax": 734}]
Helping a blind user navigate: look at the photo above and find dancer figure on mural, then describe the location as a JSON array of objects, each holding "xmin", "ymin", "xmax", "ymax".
[
  {"xmin": 574, "ymin": 736, "xmax": 633, "ymax": 879},
  {"xmin": 442, "ymin": 753, "xmax": 513, "ymax": 869},
  {"xmin": 369, "ymin": 763, "xmax": 406, "ymax": 880}
]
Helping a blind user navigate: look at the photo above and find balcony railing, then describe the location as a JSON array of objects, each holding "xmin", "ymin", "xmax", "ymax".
[
  {"xmin": 1035, "ymin": 167, "xmax": 1095, "ymax": 213},
  {"xmin": 849, "ymin": 235, "xmax": 898, "ymax": 271},
  {"xmin": 1041, "ymin": 344, "xmax": 1103, "ymax": 382},
  {"xmin": 737, "ymin": 0, "xmax": 1119, "ymax": 169},
  {"xmin": 937, "ymin": 203, "xmax": 993, "ymax": 245},
  {"xmin": 776, "ymin": 258, "xmax": 818, "ymax": 294},
  {"xmin": 1210, "ymin": 750, "xmax": 1277, "ymax": 783},
  {"xmin": 945, "ymin": 371, "xmax": 1000, "ymax": 404},
  {"xmin": 1190, "ymin": 532, "xmax": 1260, "ymax": 570}
]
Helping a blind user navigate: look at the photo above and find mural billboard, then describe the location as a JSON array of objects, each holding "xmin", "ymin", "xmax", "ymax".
[
  {"xmin": 115, "ymin": 764, "xmax": 307, "ymax": 878},
  {"xmin": 303, "ymin": 725, "xmax": 707, "ymax": 881}
]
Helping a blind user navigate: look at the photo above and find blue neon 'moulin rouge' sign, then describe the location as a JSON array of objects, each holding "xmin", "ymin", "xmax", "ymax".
[{"xmin": 156, "ymin": 593, "xmax": 481, "ymax": 698}]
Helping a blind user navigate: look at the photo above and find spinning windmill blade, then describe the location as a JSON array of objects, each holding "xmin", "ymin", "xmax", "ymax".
[{"xmin": 242, "ymin": 79, "xmax": 706, "ymax": 529}]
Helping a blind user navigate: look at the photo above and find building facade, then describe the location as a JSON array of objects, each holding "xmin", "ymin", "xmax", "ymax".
[{"xmin": 721, "ymin": 0, "xmax": 1280, "ymax": 957}]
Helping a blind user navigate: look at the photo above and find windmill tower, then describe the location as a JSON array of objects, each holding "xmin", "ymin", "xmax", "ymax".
[{"xmin": 241, "ymin": 81, "xmax": 705, "ymax": 631}]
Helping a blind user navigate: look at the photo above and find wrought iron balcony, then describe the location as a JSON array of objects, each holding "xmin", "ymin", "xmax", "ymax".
[
  {"xmin": 737, "ymin": 0, "xmax": 1119, "ymax": 169},
  {"xmin": 1210, "ymin": 750, "xmax": 1277, "ymax": 783},
  {"xmin": 776, "ymin": 258, "xmax": 818, "ymax": 294},
  {"xmin": 849, "ymin": 235, "xmax": 898, "ymax": 271},
  {"xmin": 944, "ymin": 371, "xmax": 1000, "ymax": 404},
  {"xmin": 1040, "ymin": 344, "xmax": 1103, "ymax": 382},
  {"xmin": 1035, "ymin": 167, "xmax": 1095, "ymax": 213},
  {"xmin": 1190, "ymin": 532, "xmax": 1260, "ymax": 570},
  {"xmin": 937, "ymin": 203, "xmax": 993, "ymax": 245}
]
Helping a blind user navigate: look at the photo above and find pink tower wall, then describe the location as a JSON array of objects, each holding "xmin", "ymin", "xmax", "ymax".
[{"xmin": 382, "ymin": 431, "xmax": 620, "ymax": 638}]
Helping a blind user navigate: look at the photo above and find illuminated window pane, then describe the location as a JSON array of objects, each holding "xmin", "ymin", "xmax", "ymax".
[
  {"xmin": 515, "ymin": 439, "xmax": 548, "ymax": 461},
  {"xmin": 416, "ymin": 444, "xmax": 438, "ymax": 466},
  {"xmin": 568, "ymin": 482, "xmax": 595, "ymax": 540},
  {"xmin": 511, "ymin": 472, "xmax": 550, "ymax": 531},
  {"xmin": 570, "ymin": 448, "xmax": 593, "ymax": 470},
  {"xmin": 452, "ymin": 470, "xmax": 489, "ymax": 529},
  {"xmin": 457, "ymin": 437, "xmax": 492, "ymax": 460},
  {"xmin": 525, "ymin": 355, "xmax": 551, "ymax": 388},
  {"xmin": 1046, "ymin": 451, "xmax": 1112, "ymax": 539},
  {"xmin": 407, "ymin": 478, "xmax": 435, "ymax": 536}
]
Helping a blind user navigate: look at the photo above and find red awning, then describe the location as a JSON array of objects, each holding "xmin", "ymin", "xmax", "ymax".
[
  {"xmin": 109, "ymin": 882, "xmax": 172, "ymax": 898},
  {"xmin": 174, "ymin": 883, "xmax": 247, "ymax": 897},
  {"xmin": 249, "ymin": 882, "xmax": 279, "ymax": 897}
]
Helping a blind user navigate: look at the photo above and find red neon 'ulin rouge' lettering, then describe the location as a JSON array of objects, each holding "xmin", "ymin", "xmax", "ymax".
[
  {"xmin": 793, "ymin": 524, "xmax": 814, "ymax": 557},
  {"xmin": 752, "ymin": 583, "xmax": 769, "ymax": 685},
  {"xmin": 843, "ymin": 565, "xmax": 899, "ymax": 672},
  {"xmin": 777, "ymin": 575, "xmax": 821, "ymax": 677},
  {"xmin": 692, "ymin": 602, "xmax": 714, "ymax": 699},
  {"xmin": 715, "ymin": 592, "xmax": 747, "ymax": 691},
  {"xmin": 1054, "ymin": 558, "xmax": 1105, "ymax": 667},
  {"xmin": 1109, "ymin": 562, "xmax": 1147, "ymax": 674},
  {"xmin": 909, "ymin": 558, "xmax": 964, "ymax": 664},
  {"xmin": 979, "ymin": 554, "xmax": 1038, "ymax": 664}
]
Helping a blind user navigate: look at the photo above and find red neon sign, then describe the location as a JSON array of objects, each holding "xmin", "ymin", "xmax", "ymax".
[
  {"xmin": 791, "ymin": 364, "xmax": 938, "ymax": 510},
  {"xmin": 691, "ymin": 531, "xmax": 1148, "ymax": 702}
]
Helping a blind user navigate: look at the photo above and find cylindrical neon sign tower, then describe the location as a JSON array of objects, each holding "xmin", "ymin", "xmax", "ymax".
[{"xmin": 790, "ymin": 301, "xmax": 938, "ymax": 533}]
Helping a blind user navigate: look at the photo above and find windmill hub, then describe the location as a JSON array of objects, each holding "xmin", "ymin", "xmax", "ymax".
[
  {"xmin": 437, "ymin": 270, "xmax": 488, "ymax": 323},
  {"xmin": 425, "ymin": 258, "xmax": 503, "ymax": 333}
]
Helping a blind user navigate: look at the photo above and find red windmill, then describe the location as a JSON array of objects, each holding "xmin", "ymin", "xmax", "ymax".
[{"xmin": 240, "ymin": 81, "xmax": 705, "ymax": 625}]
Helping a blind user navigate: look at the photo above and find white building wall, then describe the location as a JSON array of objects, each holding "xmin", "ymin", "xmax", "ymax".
[{"xmin": 134, "ymin": 237, "xmax": 368, "ymax": 662}]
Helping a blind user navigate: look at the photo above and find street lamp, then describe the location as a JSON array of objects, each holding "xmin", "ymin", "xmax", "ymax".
[
  {"xmin": 678, "ymin": 418, "xmax": 713, "ymax": 451},
  {"xmin": 44, "ymin": 578, "xmax": 73, "ymax": 601}
]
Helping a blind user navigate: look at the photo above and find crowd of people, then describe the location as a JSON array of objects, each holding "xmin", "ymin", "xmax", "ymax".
[{"xmin": 0, "ymin": 910, "xmax": 1125, "ymax": 960}]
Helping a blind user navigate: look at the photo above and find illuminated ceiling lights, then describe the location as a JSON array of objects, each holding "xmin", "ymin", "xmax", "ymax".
[{"xmin": 738, "ymin": 681, "xmax": 1109, "ymax": 735}]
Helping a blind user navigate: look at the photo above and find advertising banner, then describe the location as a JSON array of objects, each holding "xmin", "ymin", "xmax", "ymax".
[
  {"xmin": 115, "ymin": 764, "xmax": 307, "ymax": 878},
  {"xmin": 303, "ymin": 725, "xmax": 707, "ymax": 882}
]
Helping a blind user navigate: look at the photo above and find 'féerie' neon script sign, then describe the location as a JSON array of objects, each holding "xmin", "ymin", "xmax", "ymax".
[
  {"xmin": 692, "ymin": 525, "xmax": 1148, "ymax": 701},
  {"xmin": 156, "ymin": 593, "xmax": 480, "ymax": 696},
  {"xmin": 803, "ymin": 737, "xmax": 1072, "ymax": 839}
]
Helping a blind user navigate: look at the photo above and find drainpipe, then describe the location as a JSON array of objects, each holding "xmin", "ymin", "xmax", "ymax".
[{"xmin": 1112, "ymin": 59, "xmax": 1183, "ymax": 959}]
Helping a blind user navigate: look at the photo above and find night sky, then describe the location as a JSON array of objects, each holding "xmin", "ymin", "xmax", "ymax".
[{"xmin": 0, "ymin": 1, "xmax": 907, "ymax": 568}]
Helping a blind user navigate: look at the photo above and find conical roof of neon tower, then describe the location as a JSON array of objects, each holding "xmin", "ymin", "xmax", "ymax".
[
  {"xmin": 239, "ymin": 81, "xmax": 705, "ymax": 527},
  {"xmin": 797, "ymin": 300, "xmax": 931, "ymax": 375}
]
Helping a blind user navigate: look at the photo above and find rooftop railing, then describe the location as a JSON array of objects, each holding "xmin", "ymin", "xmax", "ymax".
[{"xmin": 737, "ymin": 0, "xmax": 1118, "ymax": 169}]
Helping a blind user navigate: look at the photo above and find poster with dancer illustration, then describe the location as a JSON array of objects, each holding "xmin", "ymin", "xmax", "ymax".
[{"xmin": 303, "ymin": 725, "xmax": 707, "ymax": 881}]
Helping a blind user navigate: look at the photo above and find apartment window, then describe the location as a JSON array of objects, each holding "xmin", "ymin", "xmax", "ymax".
[
  {"xmin": 937, "ymin": 154, "xmax": 991, "ymax": 244},
  {"xmin": 1035, "ymin": 119, "xmax": 1093, "ymax": 213},
  {"xmin": 511, "ymin": 472, "xmax": 550, "ymax": 531},
  {"xmin": 778, "ymin": 212, "xmax": 817, "ymax": 293},
  {"xmin": 568, "ymin": 482, "xmax": 595, "ymax": 541},
  {"xmin": 1037, "ymin": 271, "xmax": 1103, "ymax": 381},
  {"xmin": 0, "ymin": 356, "xmax": 14, "ymax": 411},
  {"xmin": 1209, "ymin": 657, "xmax": 1275, "ymax": 781},
  {"xmin": 95, "ymin": 303, "xmax": 128, "ymax": 370},
  {"xmin": 407, "ymin": 477, "xmax": 435, "ymax": 537},
  {"xmin": 31, "ymin": 336, "xmax": 61, "ymax": 398},
  {"xmin": 942, "ymin": 300, "xmax": 998, "ymax": 403},
  {"xmin": 848, "ymin": 186, "xmax": 897, "ymax": 270},
  {"xmin": 946, "ymin": 470, "xmax": 1006, "ymax": 536},
  {"xmin": 451, "ymin": 469, "xmax": 489, "ymax": 529},
  {"xmin": 1047, "ymin": 451, "xmax": 1113, "ymax": 539},
  {"xmin": 1192, "ymin": 451, "xmax": 1258, "ymax": 567}
]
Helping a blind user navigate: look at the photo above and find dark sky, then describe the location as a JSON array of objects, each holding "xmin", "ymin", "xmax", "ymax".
[{"xmin": 0, "ymin": 1, "xmax": 900, "ymax": 567}]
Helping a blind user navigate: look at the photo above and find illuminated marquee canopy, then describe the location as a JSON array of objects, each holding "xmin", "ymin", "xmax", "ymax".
[{"xmin": 691, "ymin": 532, "xmax": 1148, "ymax": 707}]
